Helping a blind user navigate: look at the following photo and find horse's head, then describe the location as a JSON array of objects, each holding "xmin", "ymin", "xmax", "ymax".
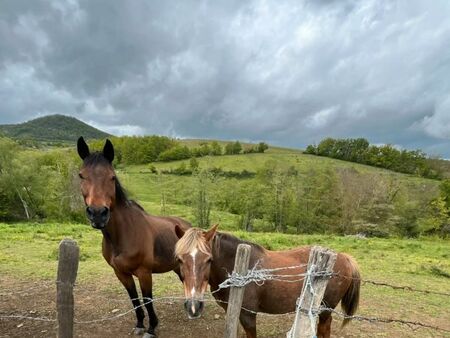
[
  {"xmin": 77, "ymin": 137, "xmax": 116, "ymax": 230},
  {"xmin": 174, "ymin": 224, "xmax": 219, "ymax": 319}
]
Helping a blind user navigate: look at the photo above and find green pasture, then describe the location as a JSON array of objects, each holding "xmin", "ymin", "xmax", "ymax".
[{"xmin": 1, "ymin": 222, "xmax": 449, "ymax": 318}]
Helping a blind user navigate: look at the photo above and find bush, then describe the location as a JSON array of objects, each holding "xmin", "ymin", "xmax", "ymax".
[
  {"xmin": 305, "ymin": 137, "xmax": 439, "ymax": 179},
  {"xmin": 158, "ymin": 145, "xmax": 191, "ymax": 161}
]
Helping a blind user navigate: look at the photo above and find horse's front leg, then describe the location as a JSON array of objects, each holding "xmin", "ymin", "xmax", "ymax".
[
  {"xmin": 239, "ymin": 311, "xmax": 257, "ymax": 338},
  {"xmin": 136, "ymin": 270, "xmax": 158, "ymax": 338},
  {"xmin": 113, "ymin": 269, "xmax": 146, "ymax": 335}
]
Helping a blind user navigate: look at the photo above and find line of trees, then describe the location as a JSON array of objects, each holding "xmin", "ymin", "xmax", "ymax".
[
  {"xmin": 90, "ymin": 137, "xmax": 269, "ymax": 164},
  {"xmin": 304, "ymin": 138, "xmax": 441, "ymax": 179},
  {"xmin": 163, "ymin": 161, "xmax": 448, "ymax": 237},
  {"xmin": 2, "ymin": 135, "xmax": 448, "ymax": 238}
]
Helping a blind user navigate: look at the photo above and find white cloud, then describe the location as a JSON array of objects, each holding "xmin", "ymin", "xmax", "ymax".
[
  {"xmin": 420, "ymin": 96, "xmax": 450, "ymax": 140},
  {"xmin": 305, "ymin": 106, "xmax": 340, "ymax": 129}
]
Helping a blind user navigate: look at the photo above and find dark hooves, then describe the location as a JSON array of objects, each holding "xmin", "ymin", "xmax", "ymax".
[
  {"xmin": 143, "ymin": 333, "xmax": 156, "ymax": 338},
  {"xmin": 133, "ymin": 327, "xmax": 146, "ymax": 336}
]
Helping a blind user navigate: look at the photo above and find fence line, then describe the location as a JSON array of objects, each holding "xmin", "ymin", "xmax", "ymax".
[
  {"xmin": 2, "ymin": 295, "xmax": 449, "ymax": 333},
  {"xmin": 1, "ymin": 257, "xmax": 450, "ymax": 336},
  {"xmin": 360, "ymin": 279, "xmax": 450, "ymax": 297},
  {"xmin": 324, "ymin": 307, "xmax": 450, "ymax": 333},
  {"xmin": 2, "ymin": 272, "xmax": 448, "ymax": 300}
]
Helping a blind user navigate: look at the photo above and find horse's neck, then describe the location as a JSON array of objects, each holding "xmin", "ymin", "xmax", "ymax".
[
  {"xmin": 209, "ymin": 235, "xmax": 240, "ymax": 291},
  {"xmin": 102, "ymin": 205, "xmax": 137, "ymax": 252},
  {"xmin": 209, "ymin": 235, "xmax": 263, "ymax": 293}
]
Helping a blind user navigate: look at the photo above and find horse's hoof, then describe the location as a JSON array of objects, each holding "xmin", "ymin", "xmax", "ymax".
[
  {"xmin": 143, "ymin": 333, "xmax": 156, "ymax": 338},
  {"xmin": 133, "ymin": 327, "xmax": 146, "ymax": 335}
]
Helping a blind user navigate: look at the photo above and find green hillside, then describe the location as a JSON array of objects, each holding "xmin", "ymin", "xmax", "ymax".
[
  {"xmin": 1, "ymin": 131, "xmax": 448, "ymax": 237},
  {"xmin": 0, "ymin": 114, "xmax": 111, "ymax": 143},
  {"xmin": 117, "ymin": 148, "xmax": 442, "ymax": 236}
]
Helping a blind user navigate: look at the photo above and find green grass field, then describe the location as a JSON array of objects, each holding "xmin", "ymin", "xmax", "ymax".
[{"xmin": 0, "ymin": 222, "xmax": 449, "ymax": 337}]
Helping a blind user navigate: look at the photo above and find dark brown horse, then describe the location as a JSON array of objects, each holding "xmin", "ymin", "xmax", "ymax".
[
  {"xmin": 174, "ymin": 225, "xmax": 360, "ymax": 338},
  {"xmin": 77, "ymin": 137, "xmax": 191, "ymax": 337}
]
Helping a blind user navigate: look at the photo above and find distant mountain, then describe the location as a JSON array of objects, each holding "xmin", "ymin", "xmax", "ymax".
[{"xmin": 0, "ymin": 115, "xmax": 111, "ymax": 143}]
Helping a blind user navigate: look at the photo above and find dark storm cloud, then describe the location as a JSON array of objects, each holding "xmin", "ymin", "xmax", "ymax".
[{"xmin": 1, "ymin": 0, "xmax": 450, "ymax": 156}]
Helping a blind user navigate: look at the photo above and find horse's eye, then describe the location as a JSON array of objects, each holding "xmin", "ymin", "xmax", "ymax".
[
  {"xmin": 111, "ymin": 175, "xmax": 116, "ymax": 181},
  {"xmin": 78, "ymin": 173, "xmax": 84, "ymax": 179}
]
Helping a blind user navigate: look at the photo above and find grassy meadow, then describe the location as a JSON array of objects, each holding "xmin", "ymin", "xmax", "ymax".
[{"xmin": 0, "ymin": 222, "xmax": 449, "ymax": 337}]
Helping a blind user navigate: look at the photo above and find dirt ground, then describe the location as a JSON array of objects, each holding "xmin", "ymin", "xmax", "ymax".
[{"xmin": 0, "ymin": 275, "xmax": 448, "ymax": 338}]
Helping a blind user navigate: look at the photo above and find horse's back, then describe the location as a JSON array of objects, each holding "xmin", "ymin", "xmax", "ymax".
[{"xmin": 250, "ymin": 246, "xmax": 357, "ymax": 314}]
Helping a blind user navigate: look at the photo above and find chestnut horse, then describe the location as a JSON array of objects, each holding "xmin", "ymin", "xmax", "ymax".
[
  {"xmin": 174, "ymin": 225, "xmax": 360, "ymax": 338},
  {"xmin": 77, "ymin": 137, "xmax": 191, "ymax": 337}
]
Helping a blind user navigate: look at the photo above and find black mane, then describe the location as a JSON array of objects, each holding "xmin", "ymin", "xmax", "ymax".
[
  {"xmin": 83, "ymin": 152, "xmax": 144, "ymax": 209},
  {"xmin": 83, "ymin": 151, "xmax": 110, "ymax": 167},
  {"xmin": 214, "ymin": 232, "xmax": 265, "ymax": 255}
]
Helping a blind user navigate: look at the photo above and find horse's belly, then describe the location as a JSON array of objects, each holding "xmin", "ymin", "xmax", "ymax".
[{"xmin": 244, "ymin": 281, "xmax": 298, "ymax": 315}]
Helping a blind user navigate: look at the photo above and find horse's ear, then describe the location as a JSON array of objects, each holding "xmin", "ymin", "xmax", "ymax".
[
  {"xmin": 204, "ymin": 224, "xmax": 219, "ymax": 242},
  {"xmin": 175, "ymin": 224, "xmax": 185, "ymax": 239},
  {"xmin": 103, "ymin": 139, "xmax": 114, "ymax": 163},
  {"xmin": 77, "ymin": 137, "xmax": 90, "ymax": 160}
]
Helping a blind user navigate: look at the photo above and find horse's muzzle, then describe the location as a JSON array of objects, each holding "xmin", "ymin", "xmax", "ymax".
[
  {"xmin": 184, "ymin": 299, "xmax": 204, "ymax": 319},
  {"xmin": 86, "ymin": 206, "xmax": 110, "ymax": 229}
]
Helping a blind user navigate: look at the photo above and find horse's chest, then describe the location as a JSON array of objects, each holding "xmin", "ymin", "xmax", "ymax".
[{"xmin": 108, "ymin": 252, "xmax": 143, "ymax": 273}]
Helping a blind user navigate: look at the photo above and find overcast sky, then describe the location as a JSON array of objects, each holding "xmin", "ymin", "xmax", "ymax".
[{"xmin": 1, "ymin": 0, "xmax": 450, "ymax": 157}]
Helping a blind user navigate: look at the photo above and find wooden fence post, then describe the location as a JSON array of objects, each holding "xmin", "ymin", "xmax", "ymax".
[
  {"xmin": 56, "ymin": 239, "xmax": 79, "ymax": 338},
  {"xmin": 288, "ymin": 246, "xmax": 337, "ymax": 338},
  {"xmin": 223, "ymin": 244, "xmax": 252, "ymax": 338}
]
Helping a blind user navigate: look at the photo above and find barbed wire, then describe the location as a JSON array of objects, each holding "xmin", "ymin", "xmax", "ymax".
[
  {"xmin": 215, "ymin": 262, "xmax": 321, "ymax": 290},
  {"xmin": 0, "ymin": 314, "xmax": 56, "ymax": 322},
  {"xmin": 286, "ymin": 263, "xmax": 318, "ymax": 337},
  {"xmin": 1, "ymin": 263, "xmax": 449, "ymax": 335},
  {"xmin": 2, "ymin": 269, "xmax": 449, "ymax": 300},
  {"xmin": 360, "ymin": 279, "xmax": 450, "ymax": 297},
  {"xmin": 1, "ymin": 293, "xmax": 449, "ymax": 333},
  {"xmin": 324, "ymin": 307, "xmax": 450, "ymax": 333}
]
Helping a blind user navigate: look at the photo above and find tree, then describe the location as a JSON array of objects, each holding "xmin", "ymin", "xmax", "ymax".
[
  {"xmin": 233, "ymin": 141, "xmax": 242, "ymax": 154},
  {"xmin": 257, "ymin": 142, "xmax": 269, "ymax": 153},
  {"xmin": 210, "ymin": 141, "xmax": 222, "ymax": 156},
  {"xmin": 158, "ymin": 145, "xmax": 191, "ymax": 161},
  {"xmin": 192, "ymin": 170, "xmax": 212, "ymax": 228},
  {"xmin": 189, "ymin": 157, "xmax": 199, "ymax": 171},
  {"xmin": 304, "ymin": 145, "xmax": 316, "ymax": 154},
  {"xmin": 225, "ymin": 143, "xmax": 234, "ymax": 155}
]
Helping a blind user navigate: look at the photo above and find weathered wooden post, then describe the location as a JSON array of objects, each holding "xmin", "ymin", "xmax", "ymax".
[
  {"xmin": 288, "ymin": 246, "xmax": 337, "ymax": 338},
  {"xmin": 223, "ymin": 243, "xmax": 252, "ymax": 338},
  {"xmin": 56, "ymin": 239, "xmax": 79, "ymax": 338}
]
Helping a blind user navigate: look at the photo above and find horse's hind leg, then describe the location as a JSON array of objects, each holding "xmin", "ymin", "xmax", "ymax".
[
  {"xmin": 114, "ymin": 270, "xmax": 146, "ymax": 335},
  {"xmin": 317, "ymin": 312, "xmax": 332, "ymax": 338},
  {"xmin": 239, "ymin": 312, "xmax": 257, "ymax": 338},
  {"xmin": 137, "ymin": 270, "xmax": 158, "ymax": 338}
]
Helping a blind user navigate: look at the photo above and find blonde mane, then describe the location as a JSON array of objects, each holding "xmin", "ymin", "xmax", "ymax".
[{"xmin": 175, "ymin": 228, "xmax": 211, "ymax": 257}]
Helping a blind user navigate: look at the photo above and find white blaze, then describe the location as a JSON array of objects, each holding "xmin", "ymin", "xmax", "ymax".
[{"xmin": 190, "ymin": 248, "xmax": 198, "ymax": 297}]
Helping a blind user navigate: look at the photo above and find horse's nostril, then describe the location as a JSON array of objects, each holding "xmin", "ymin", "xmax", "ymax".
[
  {"xmin": 86, "ymin": 206, "xmax": 94, "ymax": 217},
  {"xmin": 100, "ymin": 207, "xmax": 109, "ymax": 217}
]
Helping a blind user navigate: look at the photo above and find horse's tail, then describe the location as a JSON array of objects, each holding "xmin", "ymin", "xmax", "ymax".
[{"xmin": 340, "ymin": 254, "xmax": 360, "ymax": 327}]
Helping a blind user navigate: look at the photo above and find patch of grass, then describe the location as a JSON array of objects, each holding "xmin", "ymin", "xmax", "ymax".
[
  {"xmin": 1, "ymin": 222, "xmax": 449, "ymax": 334},
  {"xmin": 429, "ymin": 265, "xmax": 450, "ymax": 278}
]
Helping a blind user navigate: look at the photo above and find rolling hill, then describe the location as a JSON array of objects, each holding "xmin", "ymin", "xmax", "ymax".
[{"xmin": 0, "ymin": 114, "xmax": 111, "ymax": 143}]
